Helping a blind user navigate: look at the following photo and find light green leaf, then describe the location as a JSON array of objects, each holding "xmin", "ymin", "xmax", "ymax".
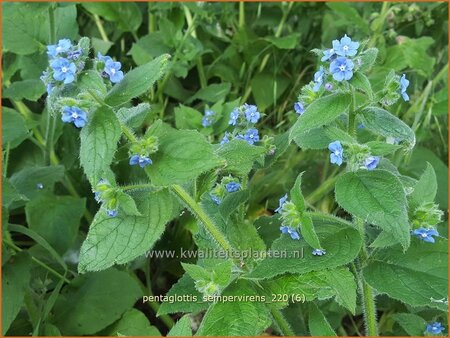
[
  {"xmin": 196, "ymin": 280, "xmax": 271, "ymax": 336},
  {"xmin": 358, "ymin": 47, "xmax": 378, "ymax": 72},
  {"xmin": 80, "ymin": 106, "xmax": 121, "ymax": 184},
  {"xmin": 116, "ymin": 103, "xmax": 150, "ymax": 128},
  {"xmin": 3, "ymin": 79, "xmax": 45, "ymax": 101},
  {"xmin": 360, "ymin": 107, "xmax": 416, "ymax": 149},
  {"xmin": 363, "ymin": 239, "xmax": 448, "ymax": 311},
  {"xmin": 301, "ymin": 214, "xmax": 322, "ymax": 250},
  {"xmin": 308, "ymin": 303, "xmax": 337, "ymax": 336},
  {"xmin": 116, "ymin": 191, "xmax": 142, "ymax": 216},
  {"xmin": 219, "ymin": 190, "xmax": 249, "ymax": 222},
  {"xmin": 174, "ymin": 104, "xmax": 202, "ymax": 130},
  {"xmin": 264, "ymin": 33, "xmax": 301, "ymax": 49},
  {"xmin": 82, "ymin": 3, "xmax": 142, "ymax": 32},
  {"xmin": 365, "ymin": 141, "xmax": 401, "ymax": 156},
  {"xmin": 251, "ymin": 73, "xmax": 290, "ymax": 111},
  {"xmin": 78, "ymin": 189, "xmax": 180, "ymax": 272},
  {"xmin": 53, "ymin": 269, "xmax": 142, "ymax": 335},
  {"xmin": 104, "ymin": 54, "xmax": 170, "ymax": 106},
  {"xmin": 391, "ymin": 313, "xmax": 428, "ymax": 336},
  {"xmin": 104, "ymin": 309, "xmax": 161, "ymax": 336},
  {"xmin": 335, "ymin": 170, "xmax": 410, "ymax": 249},
  {"xmin": 290, "ymin": 172, "xmax": 306, "ymax": 213},
  {"xmin": 351, "ymin": 72, "xmax": 373, "ymax": 100},
  {"xmin": 410, "ymin": 162, "xmax": 437, "ymax": 209},
  {"xmin": 247, "ymin": 213, "xmax": 362, "ymax": 279},
  {"xmin": 167, "ymin": 315, "xmax": 192, "ymax": 337},
  {"xmin": 25, "ymin": 194, "xmax": 85, "ymax": 254},
  {"xmin": 186, "ymin": 83, "xmax": 231, "ymax": 104},
  {"xmin": 290, "ymin": 125, "xmax": 355, "ymax": 150},
  {"xmin": 145, "ymin": 125, "xmax": 220, "ymax": 186},
  {"xmin": 2, "ymin": 252, "xmax": 31, "ymax": 335},
  {"xmin": 290, "ymin": 93, "xmax": 351, "ymax": 140},
  {"xmin": 2, "ymin": 107, "xmax": 29, "ymax": 149}
]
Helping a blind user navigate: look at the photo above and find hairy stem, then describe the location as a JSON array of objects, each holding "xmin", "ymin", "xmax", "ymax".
[
  {"xmin": 171, "ymin": 184, "xmax": 234, "ymax": 253},
  {"xmin": 270, "ymin": 307, "xmax": 295, "ymax": 336}
]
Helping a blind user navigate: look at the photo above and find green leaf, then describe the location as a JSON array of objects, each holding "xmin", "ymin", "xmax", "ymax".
[
  {"xmin": 2, "ymin": 107, "xmax": 29, "ymax": 149},
  {"xmin": 290, "ymin": 172, "xmax": 306, "ymax": 212},
  {"xmin": 290, "ymin": 93, "xmax": 351, "ymax": 139},
  {"xmin": 167, "ymin": 315, "xmax": 192, "ymax": 337},
  {"xmin": 78, "ymin": 189, "xmax": 179, "ymax": 272},
  {"xmin": 251, "ymin": 72, "xmax": 290, "ymax": 111},
  {"xmin": 335, "ymin": 170, "xmax": 410, "ymax": 249},
  {"xmin": 219, "ymin": 190, "xmax": 249, "ymax": 222},
  {"xmin": 25, "ymin": 194, "xmax": 85, "ymax": 254},
  {"xmin": 2, "ymin": 180, "xmax": 27, "ymax": 208},
  {"xmin": 104, "ymin": 54, "xmax": 170, "ymax": 106},
  {"xmin": 308, "ymin": 303, "xmax": 337, "ymax": 336},
  {"xmin": 3, "ymin": 79, "xmax": 45, "ymax": 101},
  {"xmin": 78, "ymin": 70, "xmax": 107, "ymax": 97},
  {"xmin": 301, "ymin": 214, "xmax": 322, "ymax": 250},
  {"xmin": 391, "ymin": 313, "xmax": 428, "ymax": 336},
  {"xmin": 82, "ymin": 3, "xmax": 142, "ymax": 32},
  {"xmin": 10, "ymin": 165, "xmax": 65, "ymax": 201},
  {"xmin": 409, "ymin": 162, "xmax": 437, "ymax": 209},
  {"xmin": 2, "ymin": 252, "xmax": 31, "ymax": 335},
  {"xmin": 360, "ymin": 107, "xmax": 416, "ymax": 149},
  {"xmin": 145, "ymin": 125, "xmax": 220, "ymax": 186},
  {"xmin": 186, "ymin": 83, "xmax": 231, "ymax": 104},
  {"xmin": 196, "ymin": 280, "xmax": 271, "ymax": 336},
  {"xmin": 215, "ymin": 139, "xmax": 266, "ymax": 176},
  {"xmin": 247, "ymin": 213, "xmax": 362, "ymax": 279},
  {"xmin": 116, "ymin": 191, "xmax": 142, "ymax": 216},
  {"xmin": 365, "ymin": 141, "xmax": 401, "ymax": 156},
  {"xmin": 116, "ymin": 103, "xmax": 150, "ymax": 129},
  {"xmin": 104, "ymin": 309, "xmax": 161, "ymax": 336},
  {"xmin": 79, "ymin": 106, "xmax": 121, "ymax": 184},
  {"xmin": 181, "ymin": 263, "xmax": 211, "ymax": 282},
  {"xmin": 358, "ymin": 47, "xmax": 378, "ymax": 72},
  {"xmin": 290, "ymin": 125, "xmax": 355, "ymax": 150},
  {"xmin": 351, "ymin": 72, "xmax": 373, "ymax": 100},
  {"xmin": 363, "ymin": 239, "xmax": 448, "ymax": 311},
  {"xmin": 174, "ymin": 104, "xmax": 202, "ymax": 130},
  {"xmin": 264, "ymin": 33, "xmax": 301, "ymax": 49},
  {"xmin": 53, "ymin": 269, "xmax": 142, "ymax": 335},
  {"xmin": 130, "ymin": 33, "xmax": 171, "ymax": 65}
]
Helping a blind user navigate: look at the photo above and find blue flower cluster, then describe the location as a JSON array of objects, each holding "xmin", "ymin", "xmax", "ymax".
[
  {"xmin": 202, "ymin": 109, "xmax": 216, "ymax": 127},
  {"xmin": 412, "ymin": 227, "xmax": 439, "ymax": 243},
  {"xmin": 312, "ymin": 35, "xmax": 360, "ymax": 92},
  {"xmin": 426, "ymin": 322, "xmax": 444, "ymax": 335},
  {"xmin": 221, "ymin": 103, "xmax": 261, "ymax": 146},
  {"xmin": 128, "ymin": 136, "xmax": 159, "ymax": 169},
  {"xmin": 40, "ymin": 39, "xmax": 86, "ymax": 94},
  {"xmin": 328, "ymin": 141, "xmax": 380, "ymax": 170},
  {"xmin": 94, "ymin": 179, "xmax": 119, "ymax": 217},
  {"xmin": 97, "ymin": 52, "xmax": 124, "ymax": 84},
  {"xmin": 275, "ymin": 195, "xmax": 301, "ymax": 240},
  {"xmin": 210, "ymin": 176, "xmax": 241, "ymax": 205}
]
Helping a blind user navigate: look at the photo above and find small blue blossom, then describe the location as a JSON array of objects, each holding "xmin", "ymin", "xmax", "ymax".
[
  {"xmin": 94, "ymin": 192, "xmax": 102, "ymax": 203},
  {"xmin": 321, "ymin": 48, "xmax": 336, "ymax": 61},
  {"xmin": 426, "ymin": 322, "xmax": 444, "ymax": 335},
  {"xmin": 97, "ymin": 52, "xmax": 113, "ymax": 64},
  {"xmin": 330, "ymin": 57, "xmax": 354, "ymax": 82},
  {"xmin": 220, "ymin": 132, "xmax": 231, "ymax": 145},
  {"xmin": 107, "ymin": 209, "xmax": 118, "ymax": 217},
  {"xmin": 202, "ymin": 109, "xmax": 215, "ymax": 127},
  {"xmin": 104, "ymin": 59, "xmax": 124, "ymax": 83},
  {"xmin": 364, "ymin": 156, "xmax": 380, "ymax": 171},
  {"xmin": 400, "ymin": 74, "xmax": 410, "ymax": 102},
  {"xmin": 244, "ymin": 104, "xmax": 260, "ymax": 123},
  {"xmin": 225, "ymin": 181, "xmax": 240, "ymax": 193},
  {"xmin": 67, "ymin": 49, "xmax": 82, "ymax": 60},
  {"xmin": 357, "ymin": 123, "xmax": 365, "ymax": 129},
  {"xmin": 243, "ymin": 128, "xmax": 259, "ymax": 145},
  {"xmin": 312, "ymin": 249, "xmax": 326, "ymax": 256},
  {"xmin": 280, "ymin": 225, "xmax": 300, "ymax": 240},
  {"xmin": 51, "ymin": 58, "xmax": 77, "ymax": 84},
  {"xmin": 36, "ymin": 183, "xmax": 44, "ymax": 189},
  {"xmin": 275, "ymin": 194, "xmax": 288, "ymax": 213},
  {"xmin": 129, "ymin": 155, "xmax": 153, "ymax": 168},
  {"xmin": 61, "ymin": 106, "xmax": 88, "ymax": 128},
  {"xmin": 325, "ymin": 83, "xmax": 333, "ymax": 91},
  {"xmin": 412, "ymin": 227, "xmax": 439, "ymax": 243},
  {"xmin": 313, "ymin": 66, "xmax": 325, "ymax": 92},
  {"xmin": 229, "ymin": 108, "xmax": 239, "ymax": 125},
  {"xmin": 328, "ymin": 141, "xmax": 344, "ymax": 166},
  {"xmin": 47, "ymin": 39, "xmax": 72, "ymax": 58},
  {"xmin": 333, "ymin": 35, "xmax": 359, "ymax": 57},
  {"xmin": 294, "ymin": 102, "xmax": 305, "ymax": 115},
  {"xmin": 210, "ymin": 194, "xmax": 222, "ymax": 205}
]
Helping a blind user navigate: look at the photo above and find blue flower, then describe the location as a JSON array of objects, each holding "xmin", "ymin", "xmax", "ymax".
[
  {"xmin": 313, "ymin": 66, "xmax": 325, "ymax": 92},
  {"xmin": 94, "ymin": 192, "xmax": 102, "ymax": 203},
  {"xmin": 412, "ymin": 227, "xmax": 439, "ymax": 243},
  {"xmin": 97, "ymin": 52, "xmax": 113, "ymax": 64},
  {"xmin": 104, "ymin": 59, "xmax": 124, "ymax": 83},
  {"xmin": 243, "ymin": 128, "xmax": 259, "ymax": 145},
  {"xmin": 275, "ymin": 194, "xmax": 288, "ymax": 213},
  {"xmin": 67, "ymin": 49, "xmax": 82, "ymax": 60},
  {"xmin": 225, "ymin": 181, "xmax": 240, "ymax": 193},
  {"xmin": 244, "ymin": 104, "xmax": 260, "ymax": 123},
  {"xmin": 61, "ymin": 106, "xmax": 88, "ymax": 128},
  {"xmin": 107, "ymin": 209, "xmax": 118, "ymax": 217},
  {"xmin": 321, "ymin": 48, "xmax": 336, "ymax": 61},
  {"xmin": 364, "ymin": 156, "xmax": 380, "ymax": 170},
  {"xmin": 312, "ymin": 249, "xmax": 326, "ymax": 256},
  {"xmin": 294, "ymin": 102, "xmax": 305, "ymax": 115},
  {"xmin": 220, "ymin": 132, "xmax": 231, "ymax": 145},
  {"xmin": 426, "ymin": 322, "xmax": 444, "ymax": 335},
  {"xmin": 330, "ymin": 57, "xmax": 354, "ymax": 82},
  {"xmin": 400, "ymin": 74, "xmax": 410, "ymax": 102},
  {"xmin": 129, "ymin": 155, "xmax": 153, "ymax": 168},
  {"xmin": 280, "ymin": 225, "xmax": 300, "ymax": 240},
  {"xmin": 210, "ymin": 194, "xmax": 222, "ymax": 205},
  {"xmin": 325, "ymin": 83, "xmax": 333, "ymax": 91},
  {"xmin": 202, "ymin": 109, "xmax": 215, "ymax": 127},
  {"xmin": 328, "ymin": 141, "xmax": 344, "ymax": 166},
  {"xmin": 47, "ymin": 39, "xmax": 72, "ymax": 58},
  {"xmin": 333, "ymin": 35, "xmax": 359, "ymax": 57},
  {"xmin": 229, "ymin": 108, "xmax": 239, "ymax": 125},
  {"xmin": 51, "ymin": 58, "xmax": 77, "ymax": 84}
]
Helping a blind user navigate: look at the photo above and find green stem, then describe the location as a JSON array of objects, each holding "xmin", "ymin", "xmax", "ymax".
[
  {"xmin": 93, "ymin": 14, "xmax": 110, "ymax": 42},
  {"xmin": 171, "ymin": 184, "xmax": 234, "ymax": 253},
  {"xmin": 270, "ymin": 307, "xmax": 295, "ymax": 336},
  {"xmin": 3, "ymin": 142, "xmax": 10, "ymax": 177},
  {"xmin": 348, "ymin": 87, "xmax": 357, "ymax": 137},
  {"xmin": 48, "ymin": 5, "xmax": 56, "ymax": 44},
  {"xmin": 306, "ymin": 173, "xmax": 338, "ymax": 205},
  {"xmin": 239, "ymin": 2, "xmax": 245, "ymax": 29},
  {"xmin": 4, "ymin": 240, "xmax": 71, "ymax": 284},
  {"xmin": 121, "ymin": 124, "xmax": 138, "ymax": 143},
  {"xmin": 122, "ymin": 183, "xmax": 158, "ymax": 192}
]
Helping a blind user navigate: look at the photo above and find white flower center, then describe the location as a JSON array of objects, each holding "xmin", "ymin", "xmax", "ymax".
[
  {"xmin": 317, "ymin": 76, "xmax": 322, "ymax": 82},
  {"xmin": 339, "ymin": 65, "xmax": 346, "ymax": 71},
  {"xmin": 110, "ymin": 68, "xmax": 116, "ymax": 74},
  {"xmin": 421, "ymin": 233, "xmax": 428, "ymax": 238},
  {"xmin": 335, "ymin": 150, "xmax": 341, "ymax": 156},
  {"xmin": 61, "ymin": 66, "xmax": 68, "ymax": 73},
  {"xmin": 71, "ymin": 112, "xmax": 79, "ymax": 119},
  {"xmin": 343, "ymin": 45, "xmax": 349, "ymax": 51},
  {"xmin": 330, "ymin": 48, "xmax": 334, "ymax": 53},
  {"xmin": 56, "ymin": 46, "xmax": 62, "ymax": 53}
]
